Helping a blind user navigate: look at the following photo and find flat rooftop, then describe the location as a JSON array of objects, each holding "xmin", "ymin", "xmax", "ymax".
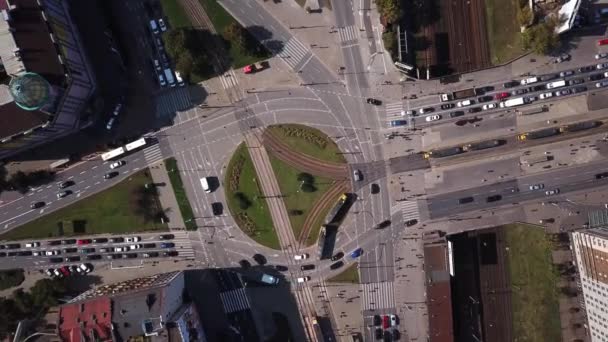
[{"xmin": 424, "ymin": 242, "xmax": 454, "ymax": 342}]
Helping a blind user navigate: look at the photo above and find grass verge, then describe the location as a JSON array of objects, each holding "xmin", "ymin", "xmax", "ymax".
[
  {"xmin": 267, "ymin": 124, "xmax": 346, "ymax": 164},
  {"xmin": 0, "ymin": 170, "xmax": 167, "ymax": 240},
  {"xmin": 327, "ymin": 263, "xmax": 359, "ymax": 283},
  {"xmin": 503, "ymin": 223, "xmax": 561, "ymax": 342},
  {"xmin": 165, "ymin": 158, "xmax": 197, "ymax": 230},
  {"xmin": 268, "ymin": 155, "xmax": 334, "ymax": 242},
  {"xmin": 160, "ymin": 0, "xmax": 192, "ymax": 29},
  {"xmin": 0, "ymin": 269, "xmax": 24, "ymax": 290},
  {"xmin": 198, "ymin": 0, "xmax": 270, "ymax": 68},
  {"xmin": 485, "ymin": 0, "xmax": 525, "ymax": 64},
  {"xmin": 225, "ymin": 143, "xmax": 279, "ymax": 249}
]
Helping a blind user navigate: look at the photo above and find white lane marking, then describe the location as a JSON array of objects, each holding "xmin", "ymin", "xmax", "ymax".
[
  {"xmin": 80, "ymin": 171, "xmax": 86, "ymax": 175},
  {"xmin": 0, "ymin": 210, "xmax": 34, "ymax": 226}
]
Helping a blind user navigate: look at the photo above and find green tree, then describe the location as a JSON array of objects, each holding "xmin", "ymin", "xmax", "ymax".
[
  {"xmin": 176, "ymin": 50, "xmax": 194, "ymax": 79},
  {"xmin": 517, "ymin": 6, "xmax": 534, "ymax": 27},
  {"xmin": 522, "ymin": 21, "xmax": 559, "ymax": 55},
  {"xmin": 382, "ymin": 31, "xmax": 398, "ymax": 60},
  {"xmin": 164, "ymin": 29, "xmax": 188, "ymax": 58},
  {"xmin": 234, "ymin": 192, "xmax": 251, "ymax": 210},
  {"xmin": 0, "ymin": 269, "xmax": 24, "ymax": 290},
  {"xmin": 223, "ymin": 22, "xmax": 247, "ymax": 51},
  {"xmin": 297, "ymin": 172, "xmax": 314, "ymax": 184},
  {"xmin": 300, "ymin": 182, "xmax": 316, "ymax": 192},
  {"xmin": 376, "ymin": 0, "xmax": 402, "ymax": 24}
]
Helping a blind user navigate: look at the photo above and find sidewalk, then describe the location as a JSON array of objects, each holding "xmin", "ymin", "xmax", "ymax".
[{"xmin": 149, "ymin": 161, "xmax": 186, "ymax": 229}]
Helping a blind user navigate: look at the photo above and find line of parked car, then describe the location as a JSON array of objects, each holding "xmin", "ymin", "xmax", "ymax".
[
  {"xmin": 46, "ymin": 263, "xmax": 92, "ymax": 278},
  {"xmin": 373, "ymin": 314, "xmax": 399, "ymax": 341}
]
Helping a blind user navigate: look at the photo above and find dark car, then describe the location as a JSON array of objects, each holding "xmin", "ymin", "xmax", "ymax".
[
  {"xmin": 301, "ymin": 264, "xmax": 315, "ymax": 271},
  {"xmin": 63, "ymin": 247, "xmax": 77, "ymax": 253},
  {"xmin": 61, "ymin": 239, "xmax": 76, "ymax": 245},
  {"xmin": 7, "ymin": 251, "xmax": 18, "ymax": 257},
  {"xmin": 64, "ymin": 256, "xmax": 80, "ymax": 262},
  {"xmin": 503, "ymin": 81, "xmax": 520, "ymax": 88},
  {"xmin": 589, "ymin": 73, "xmax": 604, "ymax": 81},
  {"xmin": 331, "ymin": 252, "xmax": 344, "ymax": 261},
  {"xmin": 578, "ymin": 65, "xmax": 595, "ymax": 73},
  {"xmin": 159, "ymin": 234, "xmax": 174, "ymax": 240},
  {"xmin": 458, "ymin": 197, "xmax": 474, "ymax": 204},
  {"xmin": 569, "ymin": 78, "xmax": 584, "ymax": 85},
  {"xmin": 160, "ymin": 242, "xmax": 175, "ymax": 248},
  {"xmin": 373, "ymin": 315, "xmax": 382, "ymax": 326},
  {"xmin": 5, "ymin": 243, "xmax": 20, "ymax": 249},
  {"xmin": 511, "ymin": 88, "xmax": 528, "ymax": 96},
  {"xmin": 440, "ymin": 103, "xmax": 454, "ymax": 110},
  {"xmin": 540, "ymin": 74, "xmax": 558, "ymax": 81},
  {"xmin": 0, "ymin": 252, "xmax": 6, "ymax": 257},
  {"xmin": 375, "ymin": 220, "xmax": 391, "ymax": 229},
  {"xmin": 92, "ymin": 238, "xmax": 108, "ymax": 243},
  {"xmin": 143, "ymin": 252, "xmax": 159, "ymax": 258},
  {"xmin": 30, "ymin": 201, "xmax": 45, "ymax": 209},
  {"xmin": 125, "ymin": 253, "xmax": 138, "ymax": 259},
  {"xmin": 572, "ymin": 86, "xmax": 587, "ymax": 93},
  {"xmin": 477, "ymin": 95, "xmax": 493, "ymax": 103},
  {"xmin": 18, "ymin": 251, "xmax": 32, "ymax": 256},
  {"xmin": 468, "ymin": 107, "xmax": 482, "ymax": 113},
  {"xmin": 47, "ymin": 240, "xmax": 62, "ymax": 246},
  {"xmin": 253, "ymin": 253, "xmax": 267, "ymax": 265},
  {"xmin": 104, "ymin": 172, "xmax": 119, "ymax": 179},
  {"xmin": 556, "ymin": 89, "xmax": 572, "ymax": 96},
  {"xmin": 143, "ymin": 243, "xmax": 156, "ymax": 248},
  {"xmin": 162, "ymin": 251, "xmax": 178, "ymax": 257},
  {"xmin": 366, "ymin": 98, "xmax": 382, "ymax": 105},
  {"xmin": 49, "ymin": 257, "xmax": 63, "ymax": 263},
  {"xmin": 59, "ymin": 180, "xmax": 75, "ymax": 189},
  {"xmin": 529, "ymin": 85, "xmax": 545, "ymax": 92},
  {"xmin": 596, "ymin": 172, "xmax": 608, "ymax": 179},
  {"xmin": 211, "ymin": 202, "xmax": 223, "ymax": 216},
  {"xmin": 370, "ymin": 183, "xmax": 380, "ymax": 194},
  {"xmin": 449, "ymin": 111, "xmax": 464, "ymax": 118},
  {"xmin": 375, "ymin": 328, "xmax": 383, "ymax": 340},
  {"xmin": 109, "ymin": 237, "xmax": 124, "ymax": 243},
  {"xmin": 79, "ymin": 248, "xmax": 95, "ymax": 254},
  {"xmin": 86, "ymin": 254, "xmax": 102, "ymax": 260},
  {"xmin": 274, "ymin": 265, "xmax": 288, "ymax": 272},
  {"xmin": 405, "ymin": 219, "xmax": 418, "ymax": 227},
  {"xmin": 383, "ymin": 332, "xmax": 392, "ymax": 342},
  {"xmin": 330, "ymin": 261, "xmax": 344, "ymax": 270},
  {"xmin": 110, "ymin": 254, "xmax": 122, "ymax": 259},
  {"xmin": 486, "ymin": 195, "xmax": 502, "ymax": 203}
]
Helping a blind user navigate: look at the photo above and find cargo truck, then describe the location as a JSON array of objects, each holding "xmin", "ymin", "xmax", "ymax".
[
  {"xmin": 546, "ymin": 80, "xmax": 566, "ymax": 89},
  {"xmin": 423, "ymin": 146, "xmax": 464, "ymax": 159},
  {"xmin": 517, "ymin": 127, "xmax": 560, "ymax": 141},
  {"xmin": 462, "ymin": 139, "xmax": 504, "ymax": 151},
  {"xmin": 560, "ymin": 120, "xmax": 600, "ymax": 133},
  {"xmin": 440, "ymin": 87, "xmax": 480, "ymax": 102},
  {"xmin": 500, "ymin": 97, "xmax": 527, "ymax": 108}
]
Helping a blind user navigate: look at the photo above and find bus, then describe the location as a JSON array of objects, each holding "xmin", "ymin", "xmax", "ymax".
[
  {"xmin": 101, "ymin": 138, "xmax": 148, "ymax": 161},
  {"xmin": 522, "ymin": 155, "xmax": 551, "ymax": 166},
  {"xmin": 125, "ymin": 138, "xmax": 147, "ymax": 151},
  {"xmin": 101, "ymin": 147, "xmax": 126, "ymax": 161}
]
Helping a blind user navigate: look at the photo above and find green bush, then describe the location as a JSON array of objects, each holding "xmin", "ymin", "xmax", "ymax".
[{"xmin": 0, "ymin": 269, "xmax": 24, "ymax": 290}]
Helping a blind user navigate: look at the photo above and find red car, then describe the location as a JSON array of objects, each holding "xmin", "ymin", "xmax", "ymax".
[
  {"xmin": 494, "ymin": 92, "xmax": 510, "ymax": 100},
  {"xmin": 383, "ymin": 315, "xmax": 390, "ymax": 329},
  {"xmin": 598, "ymin": 38, "xmax": 608, "ymax": 46},
  {"xmin": 59, "ymin": 266, "xmax": 70, "ymax": 276},
  {"xmin": 76, "ymin": 239, "xmax": 92, "ymax": 245}
]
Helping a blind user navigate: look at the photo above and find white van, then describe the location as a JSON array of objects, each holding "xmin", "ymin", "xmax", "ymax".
[
  {"xmin": 297, "ymin": 276, "xmax": 311, "ymax": 283},
  {"xmin": 200, "ymin": 177, "xmax": 211, "ymax": 193},
  {"xmin": 520, "ymin": 77, "xmax": 538, "ymax": 85},
  {"xmin": 456, "ymin": 100, "xmax": 472, "ymax": 107},
  {"xmin": 149, "ymin": 20, "xmax": 159, "ymax": 34},
  {"xmin": 294, "ymin": 253, "xmax": 309, "ymax": 260}
]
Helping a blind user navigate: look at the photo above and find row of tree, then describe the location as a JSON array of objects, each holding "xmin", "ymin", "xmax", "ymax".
[
  {"xmin": 0, "ymin": 170, "xmax": 55, "ymax": 194},
  {"xmin": 376, "ymin": 0, "xmax": 402, "ymax": 25},
  {"xmin": 517, "ymin": 2, "xmax": 560, "ymax": 55},
  {"xmin": 164, "ymin": 28, "xmax": 214, "ymax": 82}
]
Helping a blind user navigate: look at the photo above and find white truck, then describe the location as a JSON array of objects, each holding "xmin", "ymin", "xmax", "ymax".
[
  {"xmin": 499, "ymin": 97, "xmax": 527, "ymax": 108},
  {"xmin": 546, "ymin": 80, "xmax": 566, "ymax": 89},
  {"xmin": 164, "ymin": 68, "xmax": 175, "ymax": 87},
  {"xmin": 200, "ymin": 177, "xmax": 211, "ymax": 193}
]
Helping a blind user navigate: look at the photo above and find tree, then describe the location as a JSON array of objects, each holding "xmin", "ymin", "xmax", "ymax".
[
  {"xmin": 289, "ymin": 209, "xmax": 303, "ymax": 216},
  {"xmin": 234, "ymin": 192, "xmax": 251, "ymax": 210},
  {"xmin": 223, "ymin": 22, "xmax": 247, "ymax": 51},
  {"xmin": 297, "ymin": 172, "xmax": 314, "ymax": 184},
  {"xmin": 300, "ymin": 182, "xmax": 316, "ymax": 193},
  {"xmin": 376, "ymin": 0, "xmax": 402, "ymax": 24},
  {"xmin": 0, "ymin": 269, "xmax": 24, "ymax": 290},
  {"xmin": 175, "ymin": 50, "xmax": 194, "ymax": 79},
  {"xmin": 382, "ymin": 31, "xmax": 398, "ymax": 60},
  {"xmin": 164, "ymin": 29, "xmax": 188, "ymax": 58},
  {"xmin": 521, "ymin": 21, "xmax": 559, "ymax": 55},
  {"xmin": 517, "ymin": 6, "xmax": 533, "ymax": 27}
]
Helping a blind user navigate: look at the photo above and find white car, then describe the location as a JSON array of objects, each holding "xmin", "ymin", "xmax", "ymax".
[
  {"xmin": 158, "ymin": 74, "xmax": 166, "ymax": 87},
  {"xmin": 158, "ymin": 18, "xmax": 167, "ymax": 32},
  {"xmin": 78, "ymin": 264, "xmax": 91, "ymax": 273},
  {"xmin": 390, "ymin": 314, "xmax": 398, "ymax": 326},
  {"xmin": 520, "ymin": 77, "xmax": 538, "ymax": 85},
  {"xmin": 482, "ymin": 103, "xmax": 497, "ymax": 110},
  {"xmin": 539, "ymin": 92, "xmax": 553, "ymax": 99},
  {"xmin": 125, "ymin": 236, "xmax": 140, "ymax": 243},
  {"xmin": 46, "ymin": 250, "xmax": 60, "ymax": 256},
  {"xmin": 353, "ymin": 169, "xmax": 362, "ymax": 181},
  {"xmin": 25, "ymin": 242, "xmax": 40, "ymax": 248},
  {"xmin": 114, "ymin": 247, "xmax": 125, "ymax": 252},
  {"xmin": 129, "ymin": 244, "xmax": 143, "ymax": 250},
  {"xmin": 425, "ymin": 115, "xmax": 441, "ymax": 122},
  {"xmin": 297, "ymin": 276, "xmax": 311, "ymax": 283},
  {"xmin": 559, "ymin": 70, "xmax": 574, "ymax": 77},
  {"xmin": 294, "ymin": 254, "xmax": 309, "ymax": 260},
  {"xmin": 175, "ymin": 71, "xmax": 185, "ymax": 86},
  {"xmin": 545, "ymin": 189, "xmax": 560, "ymax": 196},
  {"xmin": 596, "ymin": 81, "xmax": 608, "ymax": 88},
  {"xmin": 456, "ymin": 100, "xmax": 472, "ymax": 107},
  {"xmin": 597, "ymin": 53, "xmax": 608, "ymax": 60},
  {"xmin": 400, "ymin": 110, "xmax": 414, "ymax": 116},
  {"xmin": 33, "ymin": 251, "xmax": 41, "ymax": 256},
  {"xmin": 597, "ymin": 63, "xmax": 608, "ymax": 70},
  {"xmin": 110, "ymin": 160, "xmax": 125, "ymax": 169}
]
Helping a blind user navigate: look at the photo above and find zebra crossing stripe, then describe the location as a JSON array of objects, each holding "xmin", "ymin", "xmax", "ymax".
[
  {"xmin": 278, "ymin": 38, "xmax": 309, "ymax": 68},
  {"xmin": 385, "ymin": 102, "xmax": 404, "ymax": 117},
  {"xmin": 339, "ymin": 25, "xmax": 358, "ymax": 42},
  {"xmin": 401, "ymin": 201, "xmax": 420, "ymax": 221},
  {"xmin": 360, "ymin": 282, "xmax": 396, "ymax": 311},
  {"xmin": 143, "ymin": 145, "xmax": 163, "ymax": 165},
  {"xmin": 220, "ymin": 288, "xmax": 251, "ymax": 313}
]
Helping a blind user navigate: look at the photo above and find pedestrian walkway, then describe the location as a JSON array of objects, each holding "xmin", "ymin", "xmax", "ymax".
[
  {"xmin": 148, "ymin": 161, "xmax": 186, "ymax": 229},
  {"xmin": 385, "ymin": 101, "xmax": 404, "ymax": 118},
  {"xmin": 398, "ymin": 201, "xmax": 421, "ymax": 222},
  {"xmin": 220, "ymin": 288, "xmax": 252, "ymax": 313},
  {"xmin": 360, "ymin": 281, "xmax": 395, "ymax": 311},
  {"xmin": 338, "ymin": 25, "xmax": 358, "ymax": 43},
  {"xmin": 172, "ymin": 231, "xmax": 195, "ymax": 258},
  {"xmin": 276, "ymin": 37, "xmax": 311, "ymax": 70},
  {"xmin": 143, "ymin": 144, "xmax": 164, "ymax": 166},
  {"xmin": 155, "ymin": 87, "xmax": 192, "ymax": 119}
]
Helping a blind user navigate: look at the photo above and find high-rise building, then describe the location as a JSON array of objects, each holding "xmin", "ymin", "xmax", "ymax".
[{"xmin": 571, "ymin": 227, "xmax": 608, "ymax": 342}]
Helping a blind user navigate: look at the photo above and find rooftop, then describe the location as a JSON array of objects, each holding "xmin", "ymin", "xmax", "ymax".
[
  {"xmin": 58, "ymin": 297, "xmax": 113, "ymax": 342},
  {"xmin": 424, "ymin": 242, "xmax": 454, "ymax": 342}
]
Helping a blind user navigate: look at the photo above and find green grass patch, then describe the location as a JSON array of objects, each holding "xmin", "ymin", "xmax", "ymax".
[
  {"xmin": 225, "ymin": 143, "xmax": 279, "ymax": 249},
  {"xmin": 327, "ymin": 262, "xmax": 359, "ymax": 283},
  {"xmin": 268, "ymin": 155, "xmax": 334, "ymax": 242},
  {"xmin": 503, "ymin": 223, "xmax": 561, "ymax": 342},
  {"xmin": 0, "ymin": 170, "xmax": 167, "ymax": 240},
  {"xmin": 485, "ymin": 0, "xmax": 525, "ymax": 64},
  {"xmin": 267, "ymin": 124, "xmax": 346, "ymax": 164},
  {"xmin": 0, "ymin": 269, "xmax": 24, "ymax": 290},
  {"xmin": 198, "ymin": 0, "xmax": 270, "ymax": 68},
  {"xmin": 294, "ymin": 0, "xmax": 306, "ymax": 7},
  {"xmin": 160, "ymin": 0, "xmax": 192, "ymax": 29},
  {"xmin": 165, "ymin": 158, "xmax": 197, "ymax": 230}
]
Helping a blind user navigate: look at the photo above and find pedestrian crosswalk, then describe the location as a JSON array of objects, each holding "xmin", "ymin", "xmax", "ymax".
[
  {"xmin": 277, "ymin": 37, "xmax": 310, "ymax": 69},
  {"xmin": 360, "ymin": 282, "xmax": 395, "ymax": 311},
  {"xmin": 155, "ymin": 87, "xmax": 192, "ymax": 119},
  {"xmin": 220, "ymin": 288, "xmax": 251, "ymax": 313},
  {"xmin": 400, "ymin": 200, "xmax": 420, "ymax": 221},
  {"xmin": 218, "ymin": 69, "xmax": 239, "ymax": 90},
  {"xmin": 385, "ymin": 101, "xmax": 404, "ymax": 118},
  {"xmin": 143, "ymin": 145, "xmax": 163, "ymax": 165},
  {"xmin": 172, "ymin": 232, "xmax": 195, "ymax": 258},
  {"xmin": 338, "ymin": 25, "xmax": 358, "ymax": 43}
]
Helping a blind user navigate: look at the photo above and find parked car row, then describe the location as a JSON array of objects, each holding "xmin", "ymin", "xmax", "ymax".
[{"xmin": 46, "ymin": 263, "xmax": 92, "ymax": 278}]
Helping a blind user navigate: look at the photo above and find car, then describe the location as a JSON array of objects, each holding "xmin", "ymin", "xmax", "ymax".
[
  {"xmin": 418, "ymin": 107, "xmax": 433, "ymax": 114},
  {"xmin": 143, "ymin": 252, "xmax": 159, "ymax": 258},
  {"xmin": 77, "ymin": 239, "xmax": 92, "ymax": 245},
  {"xmin": 559, "ymin": 70, "xmax": 574, "ymax": 77},
  {"xmin": 503, "ymin": 81, "xmax": 520, "ymax": 88},
  {"xmin": 61, "ymin": 239, "xmax": 76, "ymax": 245},
  {"xmin": 529, "ymin": 85, "xmax": 545, "ymax": 92},
  {"xmin": 86, "ymin": 254, "xmax": 101, "ymax": 260},
  {"xmin": 160, "ymin": 242, "xmax": 175, "ymax": 248},
  {"xmin": 554, "ymin": 53, "xmax": 570, "ymax": 63},
  {"xmin": 440, "ymin": 103, "xmax": 454, "ymax": 110},
  {"xmin": 520, "ymin": 77, "xmax": 538, "ymax": 85},
  {"xmin": 125, "ymin": 253, "xmax": 138, "ymax": 259},
  {"xmin": 110, "ymin": 254, "xmax": 122, "ymax": 260},
  {"xmin": 596, "ymin": 172, "xmax": 608, "ymax": 179},
  {"xmin": 370, "ymin": 183, "xmax": 380, "ymax": 194},
  {"xmin": 59, "ymin": 180, "xmax": 74, "ymax": 189},
  {"xmin": 59, "ymin": 267, "xmax": 70, "ymax": 276},
  {"xmin": 47, "ymin": 240, "xmax": 61, "ymax": 246},
  {"xmin": 4, "ymin": 243, "xmax": 19, "ymax": 249},
  {"xmin": 392, "ymin": 329, "xmax": 400, "ymax": 340},
  {"xmin": 294, "ymin": 254, "xmax": 309, "ymax": 260},
  {"xmin": 390, "ymin": 314, "xmax": 398, "ymax": 326},
  {"xmin": 65, "ymin": 256, "xmax": 80, "ymax": 262},
  {"xmin": 30, "ymin": 201, "xmax": 45, "ymax": 209},
  {"xmin": 590, "ymin": 73, "xmax": 605, "ymax": 81},
  {"xmin": 300, "ymin": 264, "xmax": 315, "ymax": 271},
  {"xmin": 253, "ymin": 253, "xmax": 267, "ymax": 265},
  {"xmin": 175, "ymin": 71, "xmax": 185, "ymax": 86},
  {"xmin": 400, "ymin": 110, "xmax": 414, "ymax": 116},
  {"xmin": 353, "ymin": 169, "xmax": 363, "ymax": 181},
  {"xmin": 598, "ymin": 63, "xmax": 608, "ymax": 70},
  {"xmin": 46, "ymin": 250, "xmax": 60, "ymax": 256},
  {"xmin": 158, "ymin": 74, "xmax": 166, "ymax": 87},
  {"xmin": 456, "ymin": 100, "xmax": 472, "ymax": 107},
  {"xmin": 331, "ymin": 252, "xmax": 344, "ymax": 261},
  {"xmin": 540, "ymin": 74, "xmax": 558, "ymax": 81},
  {"xmin": 32, "ymin": 251, "xmax": 42, "ymax": 256},
  {"xmin": 56, "ymin": 190, "xmax": 72, "ymax": 199},
  {"xmin": 449, "ymin": 111, "xmax": 464, "ymax": 118},
  {"xmin": 511, "ymin": 88, "xmax": 527, "ymax": 96},
  {"xmin": 556, "ymin": 89, "xmax": 571, "ymax": 96},
  {"xmin": 297, "ymin": 276, "xmax": 311, "ymax": 283},
  {"xmin": 458, "ymin": 197, "xmax": 474, "ymax": 204},
  {"xmin": 129, "ymin": 244, "xmax": 143, "ymax": 250},
  {"xmin": 63, "ymin": 247, "xmax": 77, "ymax": 253},
  {"xmin": 274, "ymin": 265, "xmax": 288, "ymax": 272},
  {"xmin": 425, "ymin": 115, "xmax": 441, "ymax": 122},
  {"xmin": 596, "ymin": 81, "xmax": 608, "ymax": 88},
  {"xmin": 162, "ymin": 251, "xmax": 178, "ymax": 257},
  {"xmin": 92, "ymin": 238, "xmax": 108, "ymax": 243},
  {"xmin": 125, "ymin": 236, "xmax": 140, "ymax": 243},
  {"xmin": 53, "ymin": 269, "xmax": 63, "ymax": 277},
  {"xmin": 539, "ymin": 92, "xmax": 553, "ymax": 99},
  {"xmin": 375, "ymin": 220, "xmax": 391, "ymax": 229},
  {"xmin": 143, "ymin": 243, "xmax": 156, "ymax": 248},
  {"xmin": 545, "ymin": 189, "xmax": 560, "ymax": 196},
  {"xmin": 405, "ymin": 219, "xmax": 418, "ymax": 227},
  {"xmin": 539, "ymin": 218, "xmax": 556, "ymax": 224},
  {"xmin": 109, "ymin": 237, "xmax": 124, "ymax": 243},
  {"xmin": 103, "ymin": 172, "xmax": 118, "ymax": 179},
  {"xmin": 18, "ymin": 251, "xmax": 32, "ymax": 256},
  {"xmin": 79, "ymin": 248, "xmax": 95, "ymax": 254},
  {"xmin": 159, "ymin": 234, "xmax": 175, "ymax": 240},
  {"xmin": 572, "ymin": 86, "xmax": 587, "ymax": 93},
  {"xmin": 468, "ymin": 107, "xmax": 482, "ymax": 113},
  {"xmin": 373, "ymin": 315, "xmax": 382, "ymax": 326},
  {"xmin": 597, "ymin": 53, "xmax": 608, "ymax": 60},
  {"xmin": 578, "ymin": 65, "xmax": 595, "ymax": 73},
  {"xmin": 388, "ymin": 120, "xmax": 407, "ymax": 127},
  {"xmin": 477, "ymin": 95, "xmax": 493, "ymax": 103},
  {"xmin": 6, "ymin": 251, "xmax": 18, "ymax": 257},
  {"xmin": 45, "ymin": 269, "xmax": 54, "ymax": 277},
  {"xmin": 110, "ymin": 160, "xmax": 125, "ymax": 169},
  {"xmin": 494, "ymin": 92, "xmax": 510, "ymax": 100},
  {"xmin": 482, "ymin": 103, "xmax": 497, "ymax": 110},
  {"xmin": 99, "ymin": 248, "xmax": 110, "ymax": 253},
  {"xmin": 569, "ymin": 78, "xmax": 584, "ymax": 85},
  {"xmin": 158, "ymin": 18, "xmax": 167, "ymax": 32},
  {"xmin": 25, "ymin": 242, "xmax": 40, "ymax": 248},
  {"xmin": 529, "ymin": 184, "xmax": 545, "ymax": 190},
  {"xmin": 375, "ymin": 328, "xmax": 383, "ymax": 340},
  {"xmin": 366, "ymin": 98, "xmax": 381, "ymax": 105},
  {"xmin": 114, "ymin": 247, "xmax": 125, "ymax": 252},
  {"xmin": 330, "ymin": 261, "xmax": 344, "ymax": 270},
  {"xmin": 350, "ymin": 248, "xmax": 363, "ymax": 258},
  {"xmin": 78, "ymin": 263, "xmax": 92, "ymax": 273},
  {"xmin": 486, "ymin": 195, "xmax": 502, "ymax": 202},
  {"xmin": 383, "ymin": 315, "xmax": 390, "ymax": 329}
]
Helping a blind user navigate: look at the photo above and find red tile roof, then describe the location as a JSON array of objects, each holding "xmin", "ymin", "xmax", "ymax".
[
  {"xmin": 59, "ymin": 297, "xmax": 112, "ymax": 342},
  {"xmin": 425, "ymin": 244, "xmax": 454, "ymax": 342}
]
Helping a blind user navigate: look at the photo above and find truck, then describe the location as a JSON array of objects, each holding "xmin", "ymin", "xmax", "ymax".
[
  {"xmin": 546, "ymin": 80, "xmax": 566, "ymax": 89},
  {"xmin": 462, "ymin": 139, "xmax": 503, "ymax": 151},
  {"xmin": 517, "ymin": 127, "xmax": 560, "ymax": 141},
  {"xmin": 164, "ymin": 68, "xmax": 175, "ymax": 87},
  {"xmin": 500, "ymin": 97, "xmax": 527, "ymax": 108},
  {"xmin": 440, "ymin": 87, "xmax": 480, "ymax": 102},
  {"xmin": 560, "ymin": 120, "xmax": 600, "ymax": 133},
  {"xmin": 517, "ymin": 105, "xmax": 547, "ymax": 116},
  {"xmin": 200, "ymin": 177, "xmax": 212, "ymax": 193},
  {"xmin": 522, "ymin": 155, "xmax": 552, "ymax": 166},
  {"xmin": 423, "ymin": 146, "xmax": 463, "ymax": 159}
]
